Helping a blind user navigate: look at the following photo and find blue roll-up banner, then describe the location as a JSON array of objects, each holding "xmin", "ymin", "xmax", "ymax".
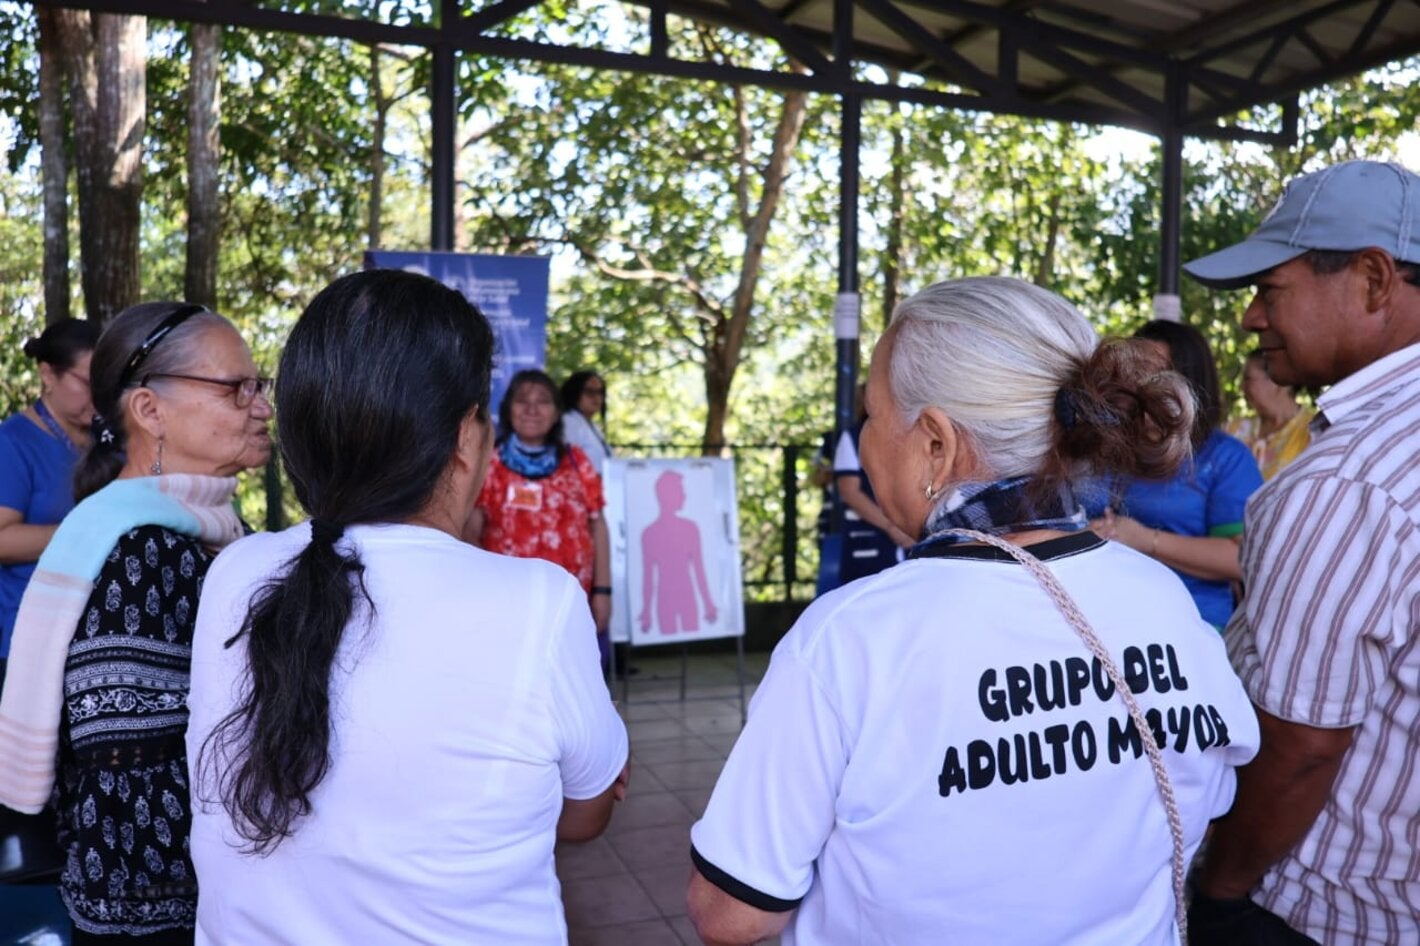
[{"xmin": 364, "ymin": 251, "xmax": 551, "ymax": 415}]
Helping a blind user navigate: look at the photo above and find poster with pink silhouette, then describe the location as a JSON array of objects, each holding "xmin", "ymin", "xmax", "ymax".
[{"xmin": 603, "ymin": 458, "xmax": 744, "ymax": 645}]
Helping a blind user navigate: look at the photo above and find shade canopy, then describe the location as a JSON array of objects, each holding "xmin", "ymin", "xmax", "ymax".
[{"xmin": 58, "ymin": 1, "xmax": 1420, "ymax": 145}]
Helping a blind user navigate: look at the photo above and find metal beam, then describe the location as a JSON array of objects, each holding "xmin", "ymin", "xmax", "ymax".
[
  {"xmin": 852, "ymin": 79, "xmax": 1166, "ymax": 135},
  {"xmin": 35, "ymin": 0, "xmax": 443, "ymax": 46},
  {"xmin": 855, "ymin": 0, "xmax": 1004, "ymax": 94},
  {"xmin": 38, "ymin": 0, "xmax": 1411, "ymax": 148},
  {"xmin": 430, "ymin": 39, "xmax": 456, "ymax": 251},
  {"xmin": 1186, "ymin": 31, "xmax": 1420, "ymax": 126},
  {"xmin": 832, "ymin": 0, "xmax": 860, "ymax": 539},
  {"xmin": 1158, "ymin": 63, "xmax": 1184, "ymax": 297},
  {"xmin": 1349, "ymin": 0, "xmax": 1398, "ymax": 58},
  {"xmin": 1016, "ymin": 36, "xmax": 1162, "ymax": 117},
  {"xmin": 650, "ymin": 0, "xmax": 669, "ymax": 58},
  {"xmin": 714, "ymin": 0, "xmax": 833, "ymax": 72},
  {"xmin": 1185, "ymin": 0, "xmax": 1370, "ymax": 68},
  {"xmin": 460, "ymin": 0, "xmax": 546, "ymax": 35},
  {"xmin": 1154, "ymin": 0, "xmax": 1304, "ymax": 54}
]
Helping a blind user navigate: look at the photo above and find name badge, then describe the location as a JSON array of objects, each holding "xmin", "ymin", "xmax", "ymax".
[{"xmin": 508, "ymin": 480, "xmax": 544, "ymax": 511}]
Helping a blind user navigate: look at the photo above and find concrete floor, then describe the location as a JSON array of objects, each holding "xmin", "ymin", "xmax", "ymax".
[{"xmin": 560, "ymin": 648, "xmax": 774, "ymax": 946}]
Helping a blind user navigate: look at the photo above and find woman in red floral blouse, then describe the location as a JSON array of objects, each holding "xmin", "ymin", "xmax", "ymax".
[{"xmin": 465, "ymin": 369, "xmax": 612, "ymax": 663}]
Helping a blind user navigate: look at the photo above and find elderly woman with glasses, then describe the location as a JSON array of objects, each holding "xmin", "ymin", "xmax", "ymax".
[{"xmin": 0, "ymin": 302, "xmax": 271, "ymax": 945}]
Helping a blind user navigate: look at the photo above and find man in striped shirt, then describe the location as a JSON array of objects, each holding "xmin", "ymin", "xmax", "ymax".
[{"xmin": 1182, "ymin": 160, "xmax": 1420, "ymax": 945}]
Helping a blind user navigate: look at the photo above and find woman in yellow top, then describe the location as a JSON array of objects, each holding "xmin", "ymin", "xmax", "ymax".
[{"xmin": 1226, "ymin": 349, "xmax": 1314, "ymax": 480}]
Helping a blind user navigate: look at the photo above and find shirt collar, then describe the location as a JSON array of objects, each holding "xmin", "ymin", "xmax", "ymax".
[{"xmin": 1316, "ymin": 340, "xmax": 1420, "ymax": 428}]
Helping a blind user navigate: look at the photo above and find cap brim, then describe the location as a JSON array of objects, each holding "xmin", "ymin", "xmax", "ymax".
[{"xmin": 1183, "ymin": 239, "xmax": 1308, "ymax": 290}]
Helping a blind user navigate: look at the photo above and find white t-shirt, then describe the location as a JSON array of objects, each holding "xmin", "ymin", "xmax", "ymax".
[
  {"xmin": 186, "ymin": 522, "xmax": 627, "ymax": 945},
  {"xmin": 561, "ymin": 411, "xmax": 611, "ymax": 477},
  {"xmin": 691, "ymin": 532, "xmax": 1259, "ymax": 946}
]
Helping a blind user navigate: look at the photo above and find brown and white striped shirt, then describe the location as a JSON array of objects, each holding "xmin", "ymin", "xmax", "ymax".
[{"xmin": 1226, "ymin": 341, "xmax": 1420, "ymax": 945}]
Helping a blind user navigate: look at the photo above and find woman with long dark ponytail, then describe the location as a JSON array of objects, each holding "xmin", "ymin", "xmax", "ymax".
[{"xmin": 186, "ymin": 269, "xmax": 628, "ymax": 944}]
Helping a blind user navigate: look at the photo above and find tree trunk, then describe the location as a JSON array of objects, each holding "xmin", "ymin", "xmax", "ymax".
[
  {"xmin": 1034, "ymin": 190, "xmax": 1063, "ymax": 287},
  {"xmin": 56, "ymin": 10, "xmax": 146, "ymax": 323},
  {"xmin": 700, "ymin": 78, "xmax": 809, "ymax": 453},
  {"xmin": 185, "ymin": 22, "xmax": 221, "ymax": 307},
  {"xmin": 368, "ymin": 43, "xmax": 387, "ymax": 249},
  {"xmin": 37, "ymin": 7, "xmax": 70, "ymax": 325}
]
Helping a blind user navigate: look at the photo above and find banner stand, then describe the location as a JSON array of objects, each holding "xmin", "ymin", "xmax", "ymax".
[{"xmin": 605, "ymin": 458, "xmax": 748, "ymax": 726}]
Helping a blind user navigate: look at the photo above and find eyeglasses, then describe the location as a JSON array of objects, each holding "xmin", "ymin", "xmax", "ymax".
[{"xmin": 141, "ymin": 373, "xmax": 272, "ymax": 408}]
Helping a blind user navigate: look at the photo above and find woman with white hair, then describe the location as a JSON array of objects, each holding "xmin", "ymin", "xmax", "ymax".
[{"xmin": 688, "ymin": 277, "xmax": 1260, "ymax": 945}]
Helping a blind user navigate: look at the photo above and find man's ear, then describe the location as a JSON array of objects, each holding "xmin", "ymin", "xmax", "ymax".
[
  {"xmin": 1356, "ymin": 247, "xmax": 1400, "ymax": 313},
  {"xmin": 125, "ymin": 387, "xmax": 165, "ymax": 440},
  {"xmin": 915, "ymin": 406, "xmax": 976, "ymax": 495}
]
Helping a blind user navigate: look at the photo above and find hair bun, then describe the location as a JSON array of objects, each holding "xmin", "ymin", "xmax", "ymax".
[{"xmin": 1050, "ymin": 338, "xmax": 1194, "ymax": 482}]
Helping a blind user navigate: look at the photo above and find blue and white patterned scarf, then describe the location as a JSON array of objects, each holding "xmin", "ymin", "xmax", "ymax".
[{"xmin": 908, "ymin": 475, "xmax": 1087, "ymax": 559}]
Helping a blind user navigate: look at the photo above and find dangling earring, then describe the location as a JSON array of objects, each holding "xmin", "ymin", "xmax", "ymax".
[
  {"xmin": 151, "ymin": 435, "xmax": 165, "ymax": 476},
  {"xmin": 924, "ymin": 481, "xmax": 936, "ymax": 501}
]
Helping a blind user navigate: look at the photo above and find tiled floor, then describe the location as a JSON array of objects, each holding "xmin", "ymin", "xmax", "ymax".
[{"xmin": 559, "ymin": 648, "xmax": 776, "ymax": 946}]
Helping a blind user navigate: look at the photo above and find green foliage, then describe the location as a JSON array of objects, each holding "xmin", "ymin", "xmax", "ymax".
[
  {"xmin": 7, "ymin": 3, "xmax": 1420, "ymax": 597},
  {"xmin": 0, "ymin": 161, "xmax": 43, "ymax": 418}
]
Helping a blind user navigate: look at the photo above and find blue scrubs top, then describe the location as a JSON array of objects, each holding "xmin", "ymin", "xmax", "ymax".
[
  {"xmin": 1084, "ymin": 429, "xmax": 1262, "ymax": 629},
  {"xmin": 0, "ymin": 412, "xmax": 80, "ymax": 656}
]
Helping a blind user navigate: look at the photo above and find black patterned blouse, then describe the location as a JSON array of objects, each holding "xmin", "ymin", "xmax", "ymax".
[{"xmin": 56, "ymin": 525, "xmax": 212, "ymax": 936}]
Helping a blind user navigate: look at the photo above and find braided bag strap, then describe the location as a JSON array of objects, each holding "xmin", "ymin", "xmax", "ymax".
[{"xmin": 942, "ymin": 528, "xmax": 1189, "ymax": 943}]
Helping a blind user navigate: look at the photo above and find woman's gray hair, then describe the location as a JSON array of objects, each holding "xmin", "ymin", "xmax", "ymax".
[
  {"xmin": 74, "ymin": 303, "xmax": 235, "ymax": 500},
  {"xmin": 888, "ymin": 276, "xmax": 1098, "ymax": 479}
]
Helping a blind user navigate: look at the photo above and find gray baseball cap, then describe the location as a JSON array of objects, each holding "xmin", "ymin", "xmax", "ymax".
[{"xmin": 1183, "ymin": 160, "xmax": 1420, "ymax": 289}]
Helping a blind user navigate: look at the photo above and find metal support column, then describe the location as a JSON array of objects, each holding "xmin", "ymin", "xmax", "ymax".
[
  {"xmin": 1155, "ymin": 63, "xmax": 1184, "ymax": 321},
  {"xmin": 831, "ymin": 0, "xmax": 861, "ymax": 538},
  {"xmin": 430, "ymin": 40, "xmax": 457, "ymax": 251}
]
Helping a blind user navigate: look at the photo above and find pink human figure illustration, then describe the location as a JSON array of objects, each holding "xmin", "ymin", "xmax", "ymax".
[{"xmin": 639, "ymin": 471, "xmax": 718, "ymax": 634}]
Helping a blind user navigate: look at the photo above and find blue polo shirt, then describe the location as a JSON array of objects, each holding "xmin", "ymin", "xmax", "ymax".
[
  {"xmin": 1084, "ymin": 429, "xmax": 1262, "ymax": 628},
  {"xmin": 0, "ymin": 412, "xmax": 80, "ymax": 655}
]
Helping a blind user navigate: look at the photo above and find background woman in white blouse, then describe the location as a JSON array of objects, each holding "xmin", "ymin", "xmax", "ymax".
[{"xmin": 560, "ymin": 370, "xmax": 612, "ymax": 477}]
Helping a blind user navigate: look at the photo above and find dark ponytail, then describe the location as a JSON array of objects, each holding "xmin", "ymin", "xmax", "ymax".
[
  {"xmin": 202, "ymin": 269, "xmax": 494, "ymax": 853},
  {"xmin": 73, "ymin": 302, "xmax": 228, "ymax": 500}
]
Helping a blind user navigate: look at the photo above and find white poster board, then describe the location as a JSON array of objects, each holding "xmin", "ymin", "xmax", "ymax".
[{"xmin": 604, "ymin": 458, "xmax": 744, "ymax": 646}]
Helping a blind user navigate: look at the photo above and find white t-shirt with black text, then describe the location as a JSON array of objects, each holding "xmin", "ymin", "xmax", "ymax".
[{"xmin": 692, "ymin": 532, "xmax": 1259, "ymax": 945}]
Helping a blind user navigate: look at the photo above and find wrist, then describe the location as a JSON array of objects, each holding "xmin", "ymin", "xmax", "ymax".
[{"xmin": 1150, "ymin": 528, "xmax": 1161, "ymax": 557}]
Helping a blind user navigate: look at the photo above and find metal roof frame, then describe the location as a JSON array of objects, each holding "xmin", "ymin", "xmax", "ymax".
[{"xmin": 49, "ymin": 1, "xmax": 1420, "ymax": 142}]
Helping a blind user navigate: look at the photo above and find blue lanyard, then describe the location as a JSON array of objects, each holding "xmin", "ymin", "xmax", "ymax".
[{"xmin": 33, "ymin": 399, "xmax": 80, "ymax": 456}]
